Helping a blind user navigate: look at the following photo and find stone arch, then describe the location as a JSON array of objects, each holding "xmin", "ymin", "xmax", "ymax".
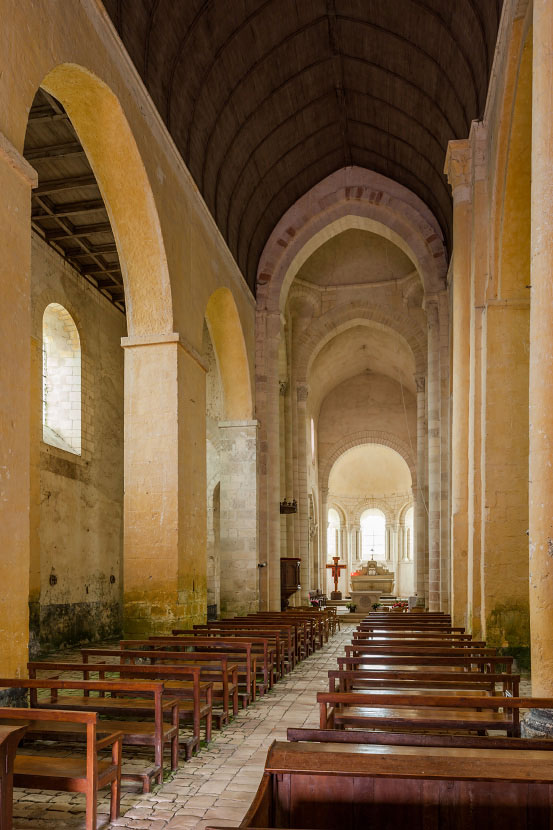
[
  {"xmin": 321, "ymin": 431, "xmax": 416, "ymax": 491},
  {"xmin": 327, "ymin": 501, "xmax": 347, "ymax": 528},
  {"xmin": 205, "ymin": 287, "xmax": 253, "ymax": 420},
  {"xmin": 295, "ymin": 303, "xmax": 426, "ymax": 379},
  {"xmin": 257, "ymin": 167, "xmax": 447, "ymax": 311},
  {"xmin": 356, "ymin": 503, "xmax": 395, "ymax": 528},
  {"xmin": 39, "ymin": 63, "xmax": 172, "ymax": 336}
]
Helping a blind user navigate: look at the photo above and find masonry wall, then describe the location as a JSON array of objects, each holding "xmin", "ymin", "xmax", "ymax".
[
  {"xmin": 30, "ymin": 235, "xmax": 126, "ymax": 654},
  {"xmin": 318, "ymin": 373, "xmax": 417, "ymax": 474}
]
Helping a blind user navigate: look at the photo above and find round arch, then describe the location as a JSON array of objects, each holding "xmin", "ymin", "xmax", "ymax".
[
  {"xmin": 295, "ymin": 304, "xmax": 426, "ymax": 379},
  {"xmin": 321, "ymin": 431, "xmax": 416, "ymax": 491},
  {"xmin": 205, "ymin": 287, "xmax": 253, "ymax": 420},
  {"xmin": 256, "ymin": 167, "xmax": 447, "ymax": 311},
  {"xmin": 40, "ymin": 63, "xmax": 172, "ymax": 337}
]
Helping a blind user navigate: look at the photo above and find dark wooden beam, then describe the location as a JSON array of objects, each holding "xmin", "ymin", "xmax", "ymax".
[
  {"xmin": 45, "ymin": 222, "xmax": 112, "ymax": 241},
  {"xmin": 33, "ymin": 199, "xmax": 105, "ymax": 218},
  {"xmin": 25, "ymin": 142, "xmax": 84, "ymax": 161},
  {"xmin": 34, "ymin": 175, "xmax": 97, "ymax": 195}
]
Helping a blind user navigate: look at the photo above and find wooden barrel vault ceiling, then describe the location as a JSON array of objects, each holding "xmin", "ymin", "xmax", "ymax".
[
  {"xmin": 103, "ymin": 0, "xmax": 503, "ymax": 292},
  {"xmin": 31, "ymin": 1, "xmax": 504, "ymax": 299}
]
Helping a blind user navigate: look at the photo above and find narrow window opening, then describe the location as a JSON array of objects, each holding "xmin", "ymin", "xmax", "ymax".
[{"xmin": 42, "ymin": 303, "xmax": 81, "ymax": 455}]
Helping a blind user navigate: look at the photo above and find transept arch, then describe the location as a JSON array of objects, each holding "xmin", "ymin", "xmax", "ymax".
[
  {"xmin": 295, "ymin": 304, "xmax": 426, "ymax": 381},
  {"xmin": 39, "ymin": 63, "xmax": 172, "ymax": 337},
  {"xmin": 321, "ymin": 431, "xmax": 416, "ymax": 491},
  {"xmin": 256, "ymin": 167, "xmax": 448, "ymax": 310}
]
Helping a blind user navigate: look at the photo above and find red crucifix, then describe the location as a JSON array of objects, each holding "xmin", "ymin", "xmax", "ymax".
[{"xmin": 326, "ymin": 555, "xmax": 346, "ymax": 594}]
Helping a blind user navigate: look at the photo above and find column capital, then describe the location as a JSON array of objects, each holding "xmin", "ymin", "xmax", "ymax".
[
  {"xmin": 444, "ymin": 139, "xmax": 472, "ymax": 203},
  {"xmin": 415, "ymin": 374, "xmax": 426, "ymax": 393}
]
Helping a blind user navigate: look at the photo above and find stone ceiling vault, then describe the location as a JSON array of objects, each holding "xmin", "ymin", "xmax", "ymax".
[{"xmin": 102, "ymin": 0, "xmax": 503, "ymax": 291}]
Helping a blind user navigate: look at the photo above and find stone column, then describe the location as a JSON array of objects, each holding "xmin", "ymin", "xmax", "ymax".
[
  {"xmin": 445, "ymin": 139, "xmax": 472, "ymax": 627},
  {"xmin": 438, "ymin": 292, "xmax": 450, "ymax": 613},
  {"xmin": 526, "ymin": 0, "xmax": 553, "ymax": 732},
  {"xmin": 414, "ymin": 375, "xmax": 427, "ymax": 603},
  {"xmin": 218, "ymin": 420, "xmax": 259, "ymax": 616},
  {"xmin": 122, "ymin": 334, "xmax": 207, "ymax": 636},
  {"xmin": 296, "ymin": 383, "xmax": 311, "ymax": 602},
  {"xmin": 0, "ymin": 133, "xmax": 37, "ymax": 693},
  {"xmin": 427, "ymin": 298, "xmax": 441, "ymax": 611},
  {"xmin": 320, "ymin": 488, "xmax": 329, "ymax": 590}
]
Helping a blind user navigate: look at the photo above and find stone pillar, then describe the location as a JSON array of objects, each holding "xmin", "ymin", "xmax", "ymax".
[
  {"xmin": 526, "ymin": 0, "xmax": 553, "ymax": 733},
  {"xmin": 445, "ymin": 139, "xmax": 472, "ymax": 627},
  {"xmin": 0, "ymin": 134, "xmax": 37, "ymax": 692},
  {"xmin": 122, "ymin": 334, "xmax": 207, "ymax": 636},
  {"xmin": 438, "ymin": 292, "xmax": 450, "ymax": 612},
  {"xmin": 414, "ymin": 375, "xmax": 427, "ymax": 602},
  {"xmin": 296, "ymin": 383, "xmax": 311, "ymax": 602},
  {"xmin": 427, "ymin": 298, "xmax": 441, "ymax": 611},
  {"xmin": 218, "ymin": 420, "xmax": 259, "ymax": 616},
  {"xmin": 257, "ymin": 311, "xmax": 282, "ymax": 611},
  {"xmin": 320, "ymin": 488, "xmax": 329, "ymax": 590}
]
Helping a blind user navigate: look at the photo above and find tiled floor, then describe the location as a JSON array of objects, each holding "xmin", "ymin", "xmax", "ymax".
[
  {"xmin": 12, "ymin": 624, "xmax": 353, "ymax": 830},
  {"xmin": 11, "ymin": 623, "xmax": 532, "ymax": 830}
]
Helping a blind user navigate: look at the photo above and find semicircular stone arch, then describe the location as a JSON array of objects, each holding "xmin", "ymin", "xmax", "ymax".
[
  {"xmin": 40, "ymin": 63, "xmax": 173, "ymax": 337},
  {"xmin": 257, "ymin": 167, "xmax": 447, "ymax": 312},
  {"xmin": 295, "ymin": 303, "xmax": 427, "ymax": 379},
  {"xmin": 321, "ymin": 431, "xmax": 417, "ymax": 492}
]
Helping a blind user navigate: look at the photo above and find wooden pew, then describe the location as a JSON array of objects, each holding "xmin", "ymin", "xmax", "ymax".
[
  {"xmin": 352, "ymin": 631, "xmax": 478, "ymax": 643},
  {"xmin": 327, "ymin": 668, "xmax": 520, "ymax": 696},
  {"xmin": 217, "ymin": 738, "xmax": 553, "ymax": 830},
  {"xmin": 27, "ymin": 662, "xmax": 211, "ymax": 760},
  {"xmin": 81, "ymin": 648, "xmax": 238, "ymax": 727},
  {"xmin": 337, "ymin": 654, "xmax": 514, "ymax": 673},
  {"xmin": 166, "ymin": 633, "xmax": 274, "ymax": 698},
  {"xmin": 198, "ymin": 623, "xmax": 293, "ymax": 675},
  {"xmin": 0, "ymin": 724, "xmax": 27, "ymax": 830},
  {"xmin": 243, "ymin": 615, "xmax": 312, "ymax": 661},
  {"xmin": 317, "ymin": 691, "xmax": 537, "ymax": 736},
  {"xmin": 1, "ymin": 676, "xmax": 177, "ymax": 790},
  {"xmin": 0, "ymin": 706, "xmax": 121, "ymax": 830}
]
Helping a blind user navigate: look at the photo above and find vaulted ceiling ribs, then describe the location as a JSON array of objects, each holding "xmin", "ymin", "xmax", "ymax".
[{"xmin": 104, "ymin": 0, "xmax": 504, "ymax": 292}]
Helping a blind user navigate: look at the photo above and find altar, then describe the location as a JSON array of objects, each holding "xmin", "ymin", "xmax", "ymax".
[{"xmin": 350, "ymin": 559, "xmax": 395, "ymax": 611}]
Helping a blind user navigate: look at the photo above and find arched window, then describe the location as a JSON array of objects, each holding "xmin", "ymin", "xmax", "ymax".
[
  {"xmin": 405, "ymin": 506, "xmax": 414, "ymax": 559},
  {"xmin": 42, "ymin": 303, "xmax": 81, "ymax": 455},
  {"xmin": 360, "ymin": 508, "xmax": 386, "ymax": 559},
  {"xmin": 327, "ymin": 507, "xmax": 340, "ymax": 559}
]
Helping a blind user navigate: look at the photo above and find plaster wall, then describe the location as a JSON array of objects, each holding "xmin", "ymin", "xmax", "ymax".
[{"xmin": 30, "ymin": 235, "xmax": 125, "ymax": 653}]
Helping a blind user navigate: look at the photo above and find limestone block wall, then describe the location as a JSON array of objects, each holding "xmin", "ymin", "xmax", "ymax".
[
  {"xmin": 30, "ymin": 235, "xmax": 125, "ymax": 654},
  {"xmin": 318, "ymin": 374, "xmax": 417, "ymax": 473}
]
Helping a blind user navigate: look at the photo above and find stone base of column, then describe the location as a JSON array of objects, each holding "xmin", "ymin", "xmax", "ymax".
[{"xmin": 521, "ymin": 709, "xmax": 553, "ymax": 738}]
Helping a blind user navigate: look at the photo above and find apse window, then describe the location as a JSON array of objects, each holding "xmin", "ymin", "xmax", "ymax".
[
  {"xmin": 42, "ymin": 303, "xmax": 81, "ymax": 455},
  {"xmin": 361, "ymin": 508, "xmax": 386, "ymax": 560},
  {"xmin": 327, "ymin": 507, "xmax": 340, "ymax": 559}
]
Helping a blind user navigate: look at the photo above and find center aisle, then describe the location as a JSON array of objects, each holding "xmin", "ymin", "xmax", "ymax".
[{"xmin": 100, "ymin": 622, "xmax": 353, "ymax": 830}]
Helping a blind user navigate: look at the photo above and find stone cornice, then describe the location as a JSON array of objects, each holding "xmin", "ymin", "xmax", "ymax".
[{"xmin": 0, "ymin": 130, "xmax": 38, "ymax": 187}]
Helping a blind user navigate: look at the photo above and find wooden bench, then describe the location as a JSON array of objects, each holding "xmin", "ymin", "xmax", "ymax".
[
  {"xmin": 0, "ymin": 724, "xmax": 27, "ymax": 830},
  {"xmin": 0, "ymin": 706, "xmax": 121, "ymax": 830},
  {"xmin": 247, "ymin": 614, "xmax": 314, "ymax": 658},
  {"xmin": 337, "ymin": 654, "xmax": 514, "ymax": 674},
  {"xmin": 27, "ymin": 662, "xmax": 211, "ymax": 760},
  {"xmin": 327, "ymin": 668, "xmax": 520, "ymax": 696},
  {"xmin": 166, "ymin": 633, "xmax": 274, "ymax": 698},
  {"xmin": 216, "ymin": 738, "xmax": 553, "ymax": 829},
  {"xmin": 1, "ymin": 675, "xmax": 178, "ymax": 790},
  {"xmin": 345, "ymin": 644, "xmax": 499, "ymax": 659},
  {"xmin": 198, "ymin": 623, "xmax": 292, "ymax": 675},
  {"xmin": 81, "ymin": 648, "xmax": 238, "ymax": 728},
  {"xmin": 317, "ymin": 691, "xmax": 540, "ymax": 736}
]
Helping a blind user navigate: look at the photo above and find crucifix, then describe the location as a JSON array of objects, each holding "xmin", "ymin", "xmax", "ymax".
[{"xmin": 326, "ymin": 555, "xmax": 346, "ymax": 599}]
